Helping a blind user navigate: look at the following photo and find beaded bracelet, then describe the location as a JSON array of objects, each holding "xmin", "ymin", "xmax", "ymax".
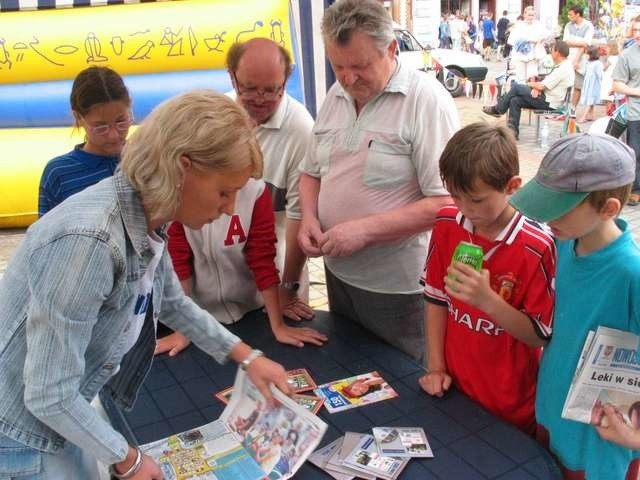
[{"xmin": 109, "ymin": 447, "xmax": 142, "ymax": 479}]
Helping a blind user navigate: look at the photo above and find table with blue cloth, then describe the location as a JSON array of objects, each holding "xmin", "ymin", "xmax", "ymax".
[{"xmin": 102, "ymin": 310, "xmax": 562, "ymax": 479}]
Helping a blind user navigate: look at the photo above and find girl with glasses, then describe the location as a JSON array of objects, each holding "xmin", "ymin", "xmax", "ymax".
[{"xmin": 38, "ymin": 66, "xmax": 132, "ymax": 216}]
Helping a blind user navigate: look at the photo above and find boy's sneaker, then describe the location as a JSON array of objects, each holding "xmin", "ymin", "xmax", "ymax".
[{"xmin": 482, "ymin": 106, "xmax": 501, "ymax": 117}]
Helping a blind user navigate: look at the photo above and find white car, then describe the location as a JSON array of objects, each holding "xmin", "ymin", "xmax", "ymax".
[{"xmin": 394, "ymin": 28, "xmax": 488, "ymax": 97}]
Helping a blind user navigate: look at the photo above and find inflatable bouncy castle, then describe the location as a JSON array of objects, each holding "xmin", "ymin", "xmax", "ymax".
[{"xmin": 0, "ymin": 0, "xmax": 304, "ymax": 227}]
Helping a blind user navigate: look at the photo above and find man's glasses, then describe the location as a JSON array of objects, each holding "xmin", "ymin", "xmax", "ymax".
[
  {"xmin": 232, "ymin": 72, "xmax": 285, "ymax": 101},
  {"xmin": 82, "ymin": 114, "xmax": 134, "ymax": 136}
]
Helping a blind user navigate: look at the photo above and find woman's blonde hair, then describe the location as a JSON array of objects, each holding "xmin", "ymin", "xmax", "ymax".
[{"xmin": 120, "ymin": 89, "xmax": 262, "ymax": 220}]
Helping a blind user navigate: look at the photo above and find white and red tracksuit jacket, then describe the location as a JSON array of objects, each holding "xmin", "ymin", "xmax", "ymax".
[{"xmin": 168, "ymin": 178, "xmax": 279, "ymax": 324}]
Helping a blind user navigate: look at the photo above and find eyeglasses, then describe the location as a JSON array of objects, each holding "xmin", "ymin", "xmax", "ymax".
[
  {"xmin": 232, "ymin": 72, "xmax": 285, "ymax": 101},
  {"xmin": 82, "ymin": 115, "xmax": 134, "ymax": 136}
]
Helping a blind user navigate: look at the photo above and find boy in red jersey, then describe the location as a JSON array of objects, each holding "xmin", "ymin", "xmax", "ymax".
[{"xmin": 419, "ymin": 123, "xmax": 556, "ymax": 434}]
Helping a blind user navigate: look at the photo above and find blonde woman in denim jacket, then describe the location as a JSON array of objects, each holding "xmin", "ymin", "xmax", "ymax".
[{"xmin": 0, "ymin": 90, "xmax": 292, "ymax": 479}]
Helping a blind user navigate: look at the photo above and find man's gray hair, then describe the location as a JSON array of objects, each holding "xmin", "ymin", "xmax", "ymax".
[{"xmin": 321, "ymin": 0, "xmax": 394, "ymax": 54}]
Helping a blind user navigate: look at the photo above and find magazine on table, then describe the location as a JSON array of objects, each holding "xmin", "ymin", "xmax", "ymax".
[
  {"xmin": 307, "ymin": 437, "xmax": 356, "ymax": 480},
  {"xmin": 215, "ymin": 388, "xmax": 323, "ymax": 414},
  {"xmin": 341, "ymin": 433, "xmax": 409, "ymax": 480},
  {"xmin": 215, "ymin": 368, "xmax": 323, "ymax": 413},
  {"xmin": 372, "ymin": 427, "xmax": 433, "ymax": 458},
  {"xmin": 314, "ymin": 371, "xmax": 398, "ymax": 413},
  {"xmin": 311, "ymin": 432, "xmax": 375, "ymax": 480},
  {"xmin": 141, "ymin": 369, "xmax": 327, "ymax": 480},
  {"xmin": 286, "ymin": 368, "xmax": 317, "ymax": 392},
  {"xmin": 214, "ymin": 385, "xmax": 235, "ymax": 405},
  {"xmin": 328, "ymin": 432, "xmax": 376, "ymax": 480},
  {"xmin": 291, "ymin": 393, "xmax": 324, "ymax": 414},
  {"xmin": 562, "ymin": 326, "xmax": 640, "ymax": 427},
  {"xmin": 215, "ymin": 388, "xmax": 324, "ymax": 414}
]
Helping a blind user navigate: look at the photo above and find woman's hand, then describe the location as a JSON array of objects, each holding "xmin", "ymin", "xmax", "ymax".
[
  {"xmin": 245, "ymin": 356, "xmax": 293, "ymax": 405},
  {"xmin": 128, "ymin": 454, "xmax": 163, "ymax": 479},
  {"xmin": 112, "ymin": 447, "xmax": 163, "ymax": 480}
]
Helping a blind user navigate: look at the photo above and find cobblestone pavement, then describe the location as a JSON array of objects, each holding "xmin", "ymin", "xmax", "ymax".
[{"xmin": 3, "ymin": 58, "xmax": 640, "ymax": 313}]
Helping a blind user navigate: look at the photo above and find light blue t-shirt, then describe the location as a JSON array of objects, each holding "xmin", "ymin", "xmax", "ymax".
[{"xmin": 536, "ymin": 219, "xmax": 640, "ymax": 478}]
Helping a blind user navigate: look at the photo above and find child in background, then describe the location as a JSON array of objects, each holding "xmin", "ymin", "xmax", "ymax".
[
  {"xmin": 600, "ymin": 40, "xmax": 620, "ymax": 107},
  {"xmin": 510, "ymin": 133, "xmax": 640, "ymax": 478},
  {"xmin": 419, "ymin": 123, "xmax": 555, "ymax": 434},
  {"xmin": 38, "ymin": 66, "xmax": 132, "ymax": 216},
  {"xmin": 578, "ymin": 45, "xmax": 603, "ymax": 123}
]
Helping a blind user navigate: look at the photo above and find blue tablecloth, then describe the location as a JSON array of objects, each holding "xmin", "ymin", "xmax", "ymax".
[{"xmin": 102, "ymin": 310, "xmax": 562, "ymax": 479}]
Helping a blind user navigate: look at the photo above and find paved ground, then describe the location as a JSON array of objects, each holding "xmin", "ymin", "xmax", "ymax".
[{"xmin": 3, "ymin": 56, "xmax": 640, "ymax": 313}]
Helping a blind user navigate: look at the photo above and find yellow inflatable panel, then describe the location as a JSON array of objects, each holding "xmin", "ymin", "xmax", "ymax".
[
  {"xmin": 0, "ymin": 0, "xmax": 291, "ymax": 84},
  {"xmin": 0, "ymin": 128, "xmax": 84, "ymax": 227}
]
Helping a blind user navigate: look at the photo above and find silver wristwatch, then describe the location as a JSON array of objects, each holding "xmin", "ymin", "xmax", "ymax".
[{"xmin": 240, "ymin": 349, "xmax": 264, "ymax": 371}]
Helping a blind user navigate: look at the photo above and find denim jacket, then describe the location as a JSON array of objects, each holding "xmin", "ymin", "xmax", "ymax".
[{"xmin": 0, "ymin": 170, "xmax": 241, "ymax": 464}]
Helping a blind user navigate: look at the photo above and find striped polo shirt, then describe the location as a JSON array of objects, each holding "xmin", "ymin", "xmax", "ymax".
[{"xmin": 38, "ymin": 144, "xmax": 118, "ymax": 217}]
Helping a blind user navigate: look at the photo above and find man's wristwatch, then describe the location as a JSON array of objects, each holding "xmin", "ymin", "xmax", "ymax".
[
  {"xmin": 240, "ymin": 349, "xmax": 264, "ymax": 371},
  {"xmin": 281, "ymin": 281, "xmax": 300, "ymax": 292}
]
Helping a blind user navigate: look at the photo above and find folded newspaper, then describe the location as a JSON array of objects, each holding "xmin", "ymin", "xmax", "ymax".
[
  {"xmin": 140, "ymin": 369, "xmax": 327, "ymax": 480},
  {"xmin": 563, "ymin": 326, "xmax": 640, "ymax": 427}
]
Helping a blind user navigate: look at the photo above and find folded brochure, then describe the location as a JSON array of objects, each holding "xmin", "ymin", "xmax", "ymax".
[
  {"xmin": 141, "ymin": 369, "xmax": 327, "ymax": 480},
  {"xmin": 215, "ymin": 368, "xmax": 323, "ymax": 414}
]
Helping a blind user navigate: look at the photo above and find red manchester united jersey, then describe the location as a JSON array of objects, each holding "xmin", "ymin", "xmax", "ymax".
[{"xmin": 423, "ymin": 205, "xmax": 555, "ymax": 432}]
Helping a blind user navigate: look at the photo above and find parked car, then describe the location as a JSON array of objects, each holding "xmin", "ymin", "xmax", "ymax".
[{"xmin": 394, "ymin": 27, "xmax": 488, "ymax": 97}]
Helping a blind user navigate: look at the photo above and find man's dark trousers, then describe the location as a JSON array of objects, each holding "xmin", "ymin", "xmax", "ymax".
[{"xmin": 495, "ymin": 83, "xmax": 550, "ymax": 138}]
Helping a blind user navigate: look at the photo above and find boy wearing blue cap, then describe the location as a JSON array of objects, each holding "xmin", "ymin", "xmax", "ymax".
[{"xmin": 510, "ymin": 133, "xmax": 640, "ymax": 479}]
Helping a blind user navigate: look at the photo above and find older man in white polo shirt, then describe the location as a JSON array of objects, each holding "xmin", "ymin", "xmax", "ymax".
[{"xmin": 298, "ymin": 0, "xmax": 459, "ymax": 360}]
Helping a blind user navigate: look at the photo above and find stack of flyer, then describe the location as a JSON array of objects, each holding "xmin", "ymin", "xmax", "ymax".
[
  {"xmin": 313, "ymin": 371, "xmax": 398, "ymax": 413},
  {"xmin": 141, "ymin": 369, "xmax": 327, "ymax": 480},
  {"xmin": 308, "ymin": 428, "xmax": 432, "ymax": 479},
  {"xmin": 215, "ymin": 367, "xmax": 324, "ymax": 414},
  {"xmin": 563, "ymin": 326, "xmax": 640, "ymax": 427}
]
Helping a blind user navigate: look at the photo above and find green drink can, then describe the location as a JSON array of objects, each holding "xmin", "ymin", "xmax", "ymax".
[{"xmin": 450, "ymin": 241, "xmax": 483, "ymax": 273}]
